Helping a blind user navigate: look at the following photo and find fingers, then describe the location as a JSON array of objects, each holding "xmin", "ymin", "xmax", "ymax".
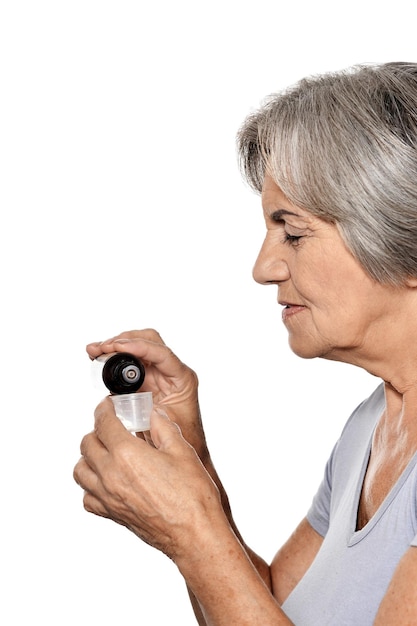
[
  {"xmin": 87, "ymin": 330, "xmax": 185, "ymax": 375},
  {"xmin": 93, "ymin": 396, "xmax": 141, "ymax": 451},
  {"xmin": 73, "ymin": 457, "xmax": 113, "ymax": 519},
  {"xmin": 92, "ymin": 399, "xmax": 185, "ymax": 457},
  {"xmin": 77, "ymin": 398, "xmax": 137, "ymax": 471},
  {"xmin": 85, "ymin": 329, "xmax": 202, "ymax": 461},
  {"xmin": 73, "ymin": 398, "xmax": 214, "ymax": 555},
  {"xmin": 73, "ymin": 455, "xmax": 103, "ymax": 504},
  {"xmin": 149, "ymin": 408, "xmax": 183, "ymax": 450},
  {"xmin": 86, "ymin": 329, "xmax": 166, "ymax": 359},
  {"xmin": 76, "ymin": 427, "xmax": 108, "ymax": 483},
  {"xmin": 82, "ymin": 492, "xmax": 110, "ymax": 518},
  {"xmin": 74, "ymin": 406, "xmax": 190, "ymax": 514}
]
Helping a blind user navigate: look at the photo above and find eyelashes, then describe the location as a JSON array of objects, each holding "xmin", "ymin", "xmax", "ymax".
[
  {"xmin": 282, "ymin": 233, "xmax": 303, "ymax": 246},
  {"xmin": 268, "ymin": 214, "xmax": 305, "ymax": 246}
]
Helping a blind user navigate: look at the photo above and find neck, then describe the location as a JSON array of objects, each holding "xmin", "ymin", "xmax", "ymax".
[{"xmin": 327, "ymin": 285, "xmax": 417, "ymax": 395}]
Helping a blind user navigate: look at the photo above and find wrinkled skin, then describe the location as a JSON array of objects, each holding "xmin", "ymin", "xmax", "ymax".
[
  {"xmin": 73, "ymin": 329, "xmax": 223, "ymax": 560},
  {"xmin": 86, "ymin": 329, "xmax": 208, "ymax": 456}
]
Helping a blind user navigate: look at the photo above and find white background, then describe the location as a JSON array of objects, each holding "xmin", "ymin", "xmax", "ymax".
[{"xmin": 1, "ymin": 1, "xmax": 414, "ymax": 624}]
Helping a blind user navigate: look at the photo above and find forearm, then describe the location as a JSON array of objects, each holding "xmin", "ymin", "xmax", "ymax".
[
  {"xmin": 185, "ymin": 451, "xmax": 274, "ymax": 624},
  {"xmin": 186, "ymin": 548, "xmax": 271, "ymax": 626},
  {"xmin": 164, "ymin": 399, "xmax": 273, "ymax": 617},
  {"xmin": 185, "ymin": 548, "xmax": 275, "ymax": 626},
  {"xmin": 177, "ymin": 515, "xmax": 292, "ymax": 626},
  {"xmin": 199, "ymin": 450, "xmax": 271, "ymax": 583}
]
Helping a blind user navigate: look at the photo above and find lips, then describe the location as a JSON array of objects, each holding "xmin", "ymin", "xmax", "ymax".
[{"xmin": 280, "ymin": 301, "xmax": 306, "ymax": 321}]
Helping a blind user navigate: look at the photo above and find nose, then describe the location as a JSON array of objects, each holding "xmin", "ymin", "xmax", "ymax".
[{"xmin": 252, "ymin": 234, "xmax": 290, "ymax": 285}]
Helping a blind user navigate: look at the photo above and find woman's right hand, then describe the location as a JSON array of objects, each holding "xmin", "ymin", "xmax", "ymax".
[{"xmin": 87, "ymin": 329, "xmax": 208, "ymax": 456}]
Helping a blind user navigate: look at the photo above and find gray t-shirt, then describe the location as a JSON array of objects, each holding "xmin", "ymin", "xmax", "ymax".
[{"xmin": 282, "ymin": 383, "xmax": 417, "ymax": 625}]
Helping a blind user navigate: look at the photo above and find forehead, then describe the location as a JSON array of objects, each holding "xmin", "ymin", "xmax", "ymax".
[
  {"xmin": 261, "ymin": 175, "xmax": 304, "ymax": 217},
  {"xmin": 261, "ymin": 175, "xmax": 331, "ymax": 231}
]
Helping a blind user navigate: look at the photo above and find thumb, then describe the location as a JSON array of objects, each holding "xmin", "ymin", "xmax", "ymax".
[{"xmin": 149, "ymin": 408, "xmax": 183, "ymax": 450}]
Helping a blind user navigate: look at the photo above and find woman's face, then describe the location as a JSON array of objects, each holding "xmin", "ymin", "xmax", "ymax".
[{"xmin": 254, "ymin": 175, "xmax": 399, "ymax": 363}]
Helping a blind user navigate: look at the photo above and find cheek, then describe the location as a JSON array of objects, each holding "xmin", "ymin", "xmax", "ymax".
[
  {"xmin": 303, "ymin": 265, "xmax": 351, "ymax": 309},
  {"xmin": 307, "ymin": 293, "xmax": 368, "ymax": 351},
  {"xmin": 300, "ymin": 281, "xmax": 354, "ymax": 339}
]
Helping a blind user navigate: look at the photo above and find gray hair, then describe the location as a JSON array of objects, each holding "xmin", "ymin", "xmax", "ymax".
[{"xmin": 237, "ymin": 62, "xmax": 417, "ymax": 285}]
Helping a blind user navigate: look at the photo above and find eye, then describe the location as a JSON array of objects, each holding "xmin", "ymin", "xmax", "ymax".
[{"xmin": 283, "ymin": 233, "xmax": 303, "ymax": 246}]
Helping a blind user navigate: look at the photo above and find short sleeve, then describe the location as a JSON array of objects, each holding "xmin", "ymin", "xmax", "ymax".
[
  {"xmin": 410, "ymin": 460, "xmax": 417, "ymax": 546},
  {"xmin": 306, "ymin": 443, "xmax": 337, "ymax": 537}
]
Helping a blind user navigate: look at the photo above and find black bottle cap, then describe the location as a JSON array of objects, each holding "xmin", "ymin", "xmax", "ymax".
[{"xmin": 102, "ymin": 353, "xmax": 146, "ymax": 394}]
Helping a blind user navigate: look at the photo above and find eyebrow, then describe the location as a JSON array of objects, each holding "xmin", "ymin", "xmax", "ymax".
[{"xmin": 270, "ymin": 209, "xmax": 302, "ymax": 220}]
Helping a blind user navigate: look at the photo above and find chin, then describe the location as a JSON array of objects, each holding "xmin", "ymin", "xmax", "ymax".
[{"xmin": 287, "ymin": 335, "xmax": 332, "ymax": 360}]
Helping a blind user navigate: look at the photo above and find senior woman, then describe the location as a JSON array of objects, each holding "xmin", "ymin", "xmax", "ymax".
[{"xmin": 74, "ymin": 62, "xmax": 417, "ymax": 625}]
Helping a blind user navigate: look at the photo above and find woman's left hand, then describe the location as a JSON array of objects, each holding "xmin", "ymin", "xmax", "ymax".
[{"xmin": 73, "ymin": 397, "xmax": 223, "ymax": 560}]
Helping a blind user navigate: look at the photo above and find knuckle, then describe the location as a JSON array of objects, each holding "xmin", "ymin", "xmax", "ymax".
[{"xmin": 79, "ymin": 433, "xmax": 92, "ymax": 456}]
